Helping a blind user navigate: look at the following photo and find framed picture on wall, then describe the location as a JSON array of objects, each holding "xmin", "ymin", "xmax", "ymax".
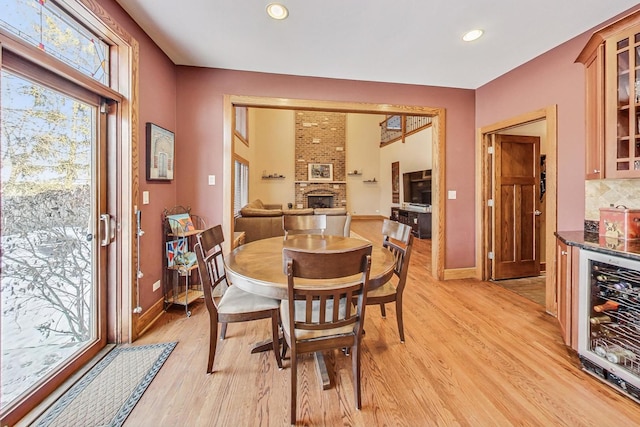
[
  {"xmin": 308, "ymin": 163, "xmax": 333, "ymax": 181},
  {"xmin": 146, "ymin": 122, "xmax": 175, "ymax": 181}
]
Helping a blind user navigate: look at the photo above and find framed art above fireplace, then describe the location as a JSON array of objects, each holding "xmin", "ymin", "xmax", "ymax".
[{"xmin": 308, "ymin": 163, "xmax": 333, "ymax": 181}]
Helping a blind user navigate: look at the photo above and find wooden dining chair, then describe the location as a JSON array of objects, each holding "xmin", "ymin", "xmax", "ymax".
[
  {"xmin": 281, "ymin": 244, "xmax": 372, "ymax": 425},
  {"xmin": 282, "ymin": 214, "xmax": 327, "ymax": 239},
  {"xmin": 366, "ymin": 219, "xmax": 414, "ymax": 342},
  {"xmin": 195, "ymin": 225, "xmax": 283, "ymax": 373}
]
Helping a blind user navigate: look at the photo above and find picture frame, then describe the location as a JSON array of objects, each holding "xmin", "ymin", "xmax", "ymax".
[
  {"xmin": 146, "ymin": 122, "xmax": 175, "ymax": 181},
  {"xmin": 308, "ymin": 163, "xmax": 333, "ymax": 181}
]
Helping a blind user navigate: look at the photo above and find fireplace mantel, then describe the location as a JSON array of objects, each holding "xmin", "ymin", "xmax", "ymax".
[{"xmin": 295, "ymin": 181, "xmax": 347, "ymax": 184}]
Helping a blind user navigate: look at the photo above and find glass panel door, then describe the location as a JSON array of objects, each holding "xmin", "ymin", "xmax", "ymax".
[
  {"xmin": 1, "ymin": 69, "xmax": 107, "ymax": 412},
  {"xmin": 612, "ymin": 30, "xmax": 640, "ymax": 175}
]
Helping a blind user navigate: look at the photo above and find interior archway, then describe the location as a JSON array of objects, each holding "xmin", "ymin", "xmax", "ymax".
[{"xmin": 223, "ymin": 95, "xmax": 446, "ymax": 279}]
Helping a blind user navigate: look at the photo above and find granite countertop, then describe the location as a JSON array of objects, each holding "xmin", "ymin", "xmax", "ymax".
[{"xmin": 555, "ymin": 230, "xmax": 640, "ymax": 261}]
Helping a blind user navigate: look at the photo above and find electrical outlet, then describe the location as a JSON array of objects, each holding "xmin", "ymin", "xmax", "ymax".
[{"xmin": 153, "ymin": 280, "xmax": 161, "ymax": 291}]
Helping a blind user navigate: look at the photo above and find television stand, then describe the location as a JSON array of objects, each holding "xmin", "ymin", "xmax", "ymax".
[{"xmin": 390, "ymin": 207, "xmax": 431, "ymax": 239}]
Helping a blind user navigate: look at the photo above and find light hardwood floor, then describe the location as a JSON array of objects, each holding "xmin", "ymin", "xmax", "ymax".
[
  {"xmin": 491, "ymin": 276, "xmax": 546, "ymax": 306},
  {"xmin": 125, "ymin": 219, "xmax": 640, "ymax": 426}
]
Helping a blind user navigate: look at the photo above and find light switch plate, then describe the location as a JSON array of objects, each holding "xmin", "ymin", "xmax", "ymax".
[
  {"xmin": 208, "ymin": 175, "xmax": 215, "ymax": 185},
  {"xmin": 448, "ymin": 190, "xmax": 457, "ymax": 200},
  {"xmin": 142, "ymin": 191, "xmax": 149, "ymax": 205}
]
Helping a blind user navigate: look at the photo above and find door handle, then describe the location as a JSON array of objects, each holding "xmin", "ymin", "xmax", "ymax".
[
  {"xmin": 534, "ymin": 210, "xmax": 542, "ymax": 216},
  {"xmin": 100, "ymin": 213, "xmax": 112, "ymax": 247}
]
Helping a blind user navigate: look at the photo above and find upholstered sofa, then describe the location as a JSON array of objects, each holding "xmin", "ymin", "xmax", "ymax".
[{"xmin": 234, "ymin": 199, "xmax": 351, "ymax": 243}]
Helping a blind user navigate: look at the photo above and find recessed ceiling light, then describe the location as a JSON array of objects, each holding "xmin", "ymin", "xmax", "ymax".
[
  {"xmin": 462, "ymin": 29, "xmax": 484, "ymax": 42},
  {"xmin": 266, "ymin": 3, "xmax": 289, "ymax": 20}
]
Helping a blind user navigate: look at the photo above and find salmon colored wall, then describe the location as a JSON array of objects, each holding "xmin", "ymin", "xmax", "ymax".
[
  {"xmin": 98, "ymin": 0, "xmax": 640, "ymax": 315},
  {"xmin": 476, "ymin": 34, "xmax": 588, "ymax": 232},
  {"xmin": 476, "ymin": 4, "xmax": 640, "ymax": 233},
  {"xmin": 96, "ymin": 0, "xmax": 177, "ymax": 310},
  {"xmin": 174, "ymin": 68, "xmax": 476, "ymax": 269}
]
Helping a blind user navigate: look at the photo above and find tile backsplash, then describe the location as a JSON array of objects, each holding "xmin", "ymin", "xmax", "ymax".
[{"xmin": 585, "ymin": 179, "xmax": 640, "ymax": 221}]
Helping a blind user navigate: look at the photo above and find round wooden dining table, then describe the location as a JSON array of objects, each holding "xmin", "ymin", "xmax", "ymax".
[
  {"xmin": 225, "ymin": 235, "xmax": 395, "ymax": 300},
  {"xmin": 224, "ymin": 234, "xmax": 395, "ymax": 389}
]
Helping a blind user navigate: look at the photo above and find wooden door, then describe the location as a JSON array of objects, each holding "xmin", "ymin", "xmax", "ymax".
[{"xmin": 493, "ymin": 134, "xmax": 541, "ymax": 279}]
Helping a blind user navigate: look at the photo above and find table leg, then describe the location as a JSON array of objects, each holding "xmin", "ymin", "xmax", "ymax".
[
  {"xmin": 250, "ymin": 339, "xmax": 276, "ymax": 353},
  {"xmin": 250, "ymin": 340, "xmax": 333, "ymax": 390},
  {"xmin": 314, "ymin": 351, "xmax": 332, "ymax": 390}
]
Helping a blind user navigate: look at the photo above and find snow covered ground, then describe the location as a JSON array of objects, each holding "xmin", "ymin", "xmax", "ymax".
[{"xmin": 1, "ymin": 231, "xmax": 91, "ymax": 407}]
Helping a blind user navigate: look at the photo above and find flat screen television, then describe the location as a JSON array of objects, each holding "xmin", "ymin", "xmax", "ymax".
[{"xmin": 403, "ymin": 169, "xmax": 432, "ymax": 206}]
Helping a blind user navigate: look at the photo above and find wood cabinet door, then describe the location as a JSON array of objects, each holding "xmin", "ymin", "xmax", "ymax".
[
  {"xmin": 584, "ymin": 47, "xmax": 605, "ymax": 180},
  {"xmin": 556, "ymin": 239, "xmax": 571, "ymax": 346}
]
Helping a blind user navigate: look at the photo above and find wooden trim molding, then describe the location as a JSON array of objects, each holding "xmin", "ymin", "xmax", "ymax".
[
  {"xmin": 74, "ymin": 0, "xmax": 140, "ymax": 343},
  {"xmin": 476, "ymin": 105, "xmax": 558, "ymax": 315},
  {"xmin": 443, "ymin": 267, "xmax": 477, "ymax": 280},
  {"xmin": 134, "ymin": 298, "xmax": 165, "ymax": 338},
  {"xmin": 576, "ymin": 8, "xmax": 640, "ymax": 64}
]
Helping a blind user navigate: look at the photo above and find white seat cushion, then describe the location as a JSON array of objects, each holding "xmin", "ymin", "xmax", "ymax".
[
  {"xmin": 280, "ymin": 299, "xmax": 356, "ymax": 340},
  {"xmin": 217, "ymin": 285, "xmax": 279, "ymax": 314}
]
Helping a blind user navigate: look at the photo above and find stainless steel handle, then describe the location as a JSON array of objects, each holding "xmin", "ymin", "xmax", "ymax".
[
  {"xmin": 561, "ymin": 250, "xmax": 567, "ymax": 255},
  {"xmin": 534, "ymin": 210, "xmax": 542, "ymax": 216},
  {"xmin": 593, "ymin": 169, "xmax": 600, "ymax": 173},
  {"xmin": 100, "ymin": 213, "xmax": 111, "ymax": 247}
]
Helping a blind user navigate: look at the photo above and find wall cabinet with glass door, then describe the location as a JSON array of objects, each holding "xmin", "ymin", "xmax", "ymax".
[
  {"xmin": 578, "ymin": 10, "xmax": 640, "ymax": 179},
  {"xmin": 607, "ymin": 26, "xmax": 640, "ymax": 177}
]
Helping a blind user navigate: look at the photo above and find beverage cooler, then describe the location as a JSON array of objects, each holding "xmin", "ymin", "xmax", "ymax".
[{"xmin": 578, "ymin": 249, "xmax": 640, "ymax": 402}]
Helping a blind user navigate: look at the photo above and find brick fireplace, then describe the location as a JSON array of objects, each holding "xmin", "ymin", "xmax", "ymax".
[
  {"xmin": 307, "ymin": 194, "xmax": 334, "ymax": 208},
  {"xmin": 294, "ymin": 111, "xmax": 347, "ymax": 208}
]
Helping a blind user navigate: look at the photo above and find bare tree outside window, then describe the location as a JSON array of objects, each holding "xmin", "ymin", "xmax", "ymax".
[{"xmin": 0, "ymin": 0, "xmax": 106, "ymax": 409}]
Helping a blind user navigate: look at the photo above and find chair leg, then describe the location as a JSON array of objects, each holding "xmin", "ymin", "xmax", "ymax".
[
  {"xmin": 290, "ymin": 353, "xmax": 298, "ymax": 425},
  {"xmin": 281, "ymin": 338, "xmax": 288, "ymax": 360},
  {"xmin": 271, "ymin": 311, "xmax": 283, "ymax": 369},
  {"xmin": 379, "ymin": 303, "xmax": 386, "ymax": 318},
  {"xmin": 208, "ymin": 316, "xmax": 218, "ymax": 374},
  {"xmin": 396, "ymin": 298, "xmax": 405, "ymax": 343},
  {"xmin": 220, "ymin": 322, "xmax": 228, "ymax": 340},
  {"xmin": 352, "ymin": 344, "xmax": 361, "ymax": 410}
]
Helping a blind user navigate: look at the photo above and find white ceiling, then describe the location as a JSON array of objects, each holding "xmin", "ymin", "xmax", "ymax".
[{"xmin": 114, "ymin": 0, "xmax": 638, "ymax": 89}]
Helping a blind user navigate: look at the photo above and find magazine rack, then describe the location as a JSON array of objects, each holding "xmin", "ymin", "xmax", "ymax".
[{"xmin": 162, "ymin": 206, "xmax": 206, "ymax": 316}]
